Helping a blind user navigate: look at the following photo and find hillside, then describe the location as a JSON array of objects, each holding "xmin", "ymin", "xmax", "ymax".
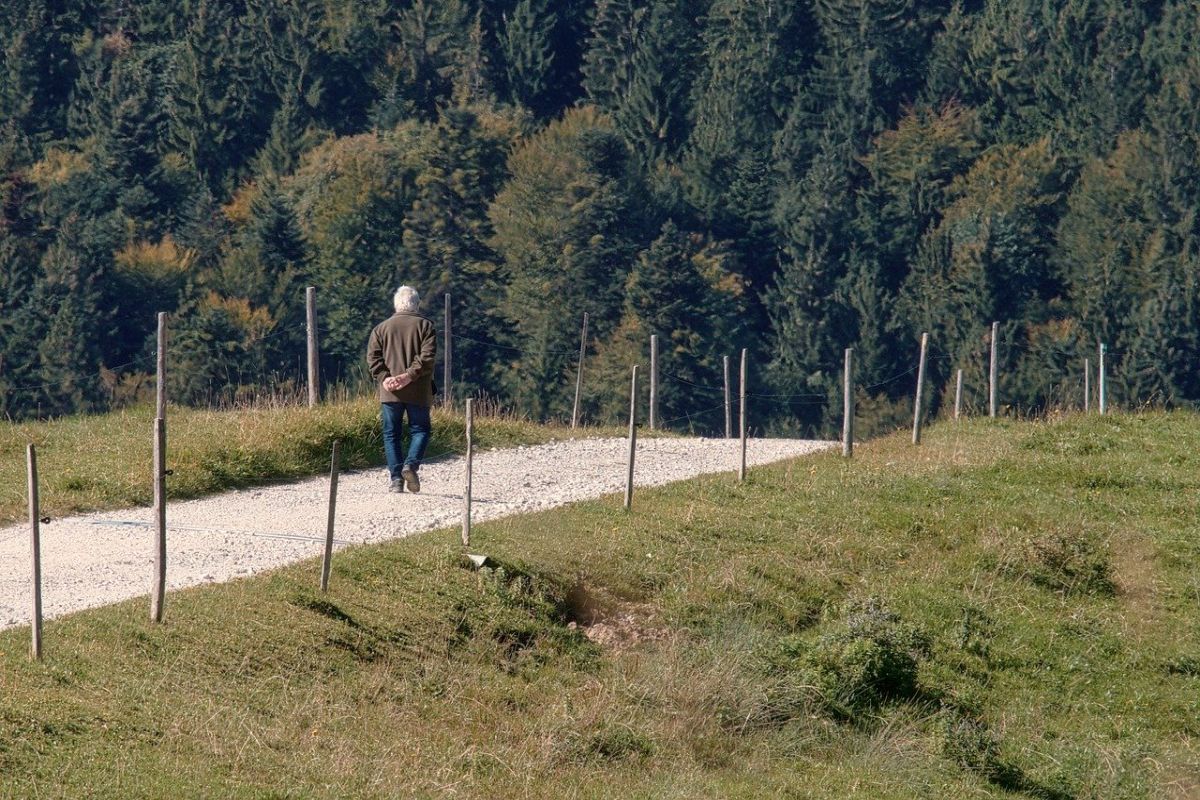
[{"xmin": 2, "ymin": 413, "xmax": 1197, "ymax": 798}]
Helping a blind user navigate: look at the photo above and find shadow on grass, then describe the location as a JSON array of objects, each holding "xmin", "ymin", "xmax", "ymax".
[
  {"xmin": 990, "ymin": 763, "xmax": 1074, "ymax": 800},
  {"xmin": 289, "ymin": 592, "xmax": 416, "ymax": 662}
]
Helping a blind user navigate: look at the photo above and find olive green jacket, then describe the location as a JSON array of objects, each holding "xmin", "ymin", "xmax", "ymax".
[{"xmin": 366, "ymin": 312, "xmax": 437, "ymax": 406}]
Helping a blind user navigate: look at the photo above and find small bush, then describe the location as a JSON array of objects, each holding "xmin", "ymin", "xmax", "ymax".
[
  {"xmin": 941, "ymin": 712, "xmax": 1003, "ymax": 779},
  {"xmin": 1021, "ymin": 528, "xmax": 1114, "ymax": 596},
  {"xmin": 956, "ymin": 605, "xmax": 994, "ymax": 659},
  {"xmin": 561, "ymin": 724, "xmax": 655, "ymax": 764},
  {"xmin": 798, "ymin": 597, "xmax": 931, "ymax": 715},
  {"xmin": 1164, "ymin": 654, "xmax": 1200, "ymax": 676}
]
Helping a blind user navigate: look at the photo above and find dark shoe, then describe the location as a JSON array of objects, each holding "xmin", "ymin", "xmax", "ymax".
[
  {"xmin": 401, "ymin": 465, "xmax": 420, "ymax": 494},
  {"xmin": 389, "ymin": 478, "xmax": 404, "ymax": 494}
]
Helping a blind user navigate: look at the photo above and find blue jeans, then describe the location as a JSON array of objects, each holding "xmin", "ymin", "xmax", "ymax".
[{"xmin": 381, "ymin": 402, "xmax": 431, "ymax": 479}]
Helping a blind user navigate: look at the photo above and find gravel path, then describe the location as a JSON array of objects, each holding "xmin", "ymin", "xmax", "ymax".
[{"xmin": 0, "ymin": 436, "xmax": 831, "ymax": 631}]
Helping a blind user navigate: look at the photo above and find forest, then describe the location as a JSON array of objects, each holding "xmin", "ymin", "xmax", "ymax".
[{"xmin": 1, "ymin": 0, "xmax": 1197, "ymax": 435}]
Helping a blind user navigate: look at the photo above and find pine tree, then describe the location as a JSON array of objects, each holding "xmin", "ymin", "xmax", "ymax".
[
  {"xmin": 216, "ymin": 180, "xmax": 308, "ymax": 308},
  {"xmin": 367, "ymin": 0, "xmax": 473, "ymax": 125},
  {"xmin": 684, "ymin": 0, "xmax": 815, "ymax": 229},
  {"xmin": 450, "ymin": 10, "xmax": 494, "ymax": 107},
  {"xmin": 921, "ymin": 1, "xmax": 976, "ymax": 108},
  {"xmin": 0, "ymin": 0, "xmax": 86, "ymax": 145},
  {"xmin": 246, "ymin": 0, "xmax": 328, "ymax": 175},
  {"xmin": 617, "ymin": 1, "xmax": 701, "ymax": 166},
  {"xmin": 174, "ymin": 185, "xmax": 228, "ymax": 272},
  {"xmin": 592, "ymin": 221, "xmax": 748, "ymax": 427},
  {"xmin": 1054, "ymin": 130, "xmax": 1159, "ymax": 352},
  {"xmin": 80, "ymin": 51, "xmax": 178, "ymax": 236},
  {"xmin": 284, "ymin": 127, "xmax": 423, "ymax": 380},
  {"xmin": 580, "ymin": 0, "xmax": 641, "ymax": 112},
  {"xmin": 489, "ymin": 107, "xmax": 649, "ymax": 418},
  {"xmin": 583, "ymin": 0, "xmax": 702, "ymax": 167},
  {"xmin": 766, "ymin": 132, "xmax": 862, "ymax": 432},
  {"xmin": 24, "ymin": 221, "xmax": 112, "ymax": 417},
  {"xmin": 0, "ymin": 225, "xmax": 43, "ymax": 417},
  {"xmin": 896, "ymin": 138, "xmax": 1064, "ymax": 411},
  {"xmin": 856, "ymin": 102, "xmax": 981, "ymax": 295},
  {"xmin": 400, "ymin": 107, "xmax": 519, "ymax": 397},
  {"xmin": 501, "ymin": 0, "xmax": 558, "ymax": 116},
  {"xmin": 1037, "ymin": 0, "xmax": 1152, "ymax": 157},
  {"xmin": 165, "ymin": 0, "xmax": 264, "ymax": 193}
]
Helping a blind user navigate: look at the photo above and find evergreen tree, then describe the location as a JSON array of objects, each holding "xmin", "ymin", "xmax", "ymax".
[
  {"xmin": 592, "ymin": 221, "xmax": 748, "ymax": 428},
  {"xmin": 174, "ymin": 185, "xmax": 228, "ymax": 271},
  {"xmin": 70, "ymin": 43, "xmax": 184, "ymax": 237},
  {"xmin": 367, "ymin": 0, "xmax": 473, "ymax": 126},
  {"xmin": 500, "ymin": 0, "xmax": 558, "ymax": 116},
  {"xmin": 580, "ymin": 0, "xmax": 641, "ymax": 112},
  {"xmin": 489, "ymin": 107, "xmax": 648, "ymax": 418},
  {"xmin": 685, "ymin": 0, "xmax": 816, "ymax": 231},
  {"xmin": 168, "ymin": 287, "xmax": 282, "ymax": 405},
  {"xmin": 584, "ymin": 0, "xmax": 702, "ymax": 167},
  {"xmin": 1054, "ymin": 131, "xmax": 1159, "ymax": 353},
  {"xmin": 165, "ymin": 0, "xmax": 265, "ymax": 193},
  {"xmin": 898, "ymin": 138, "xmax": 1065, "ymax": 411},
  {"xmin": 400, "ymin": 107, "xmax": 521, "ymax": 397},
  {"xmin": 15, "ymin": 220, "xmax": 112, "ymax": 417},
  {"xmin": 0, "ymin": 226, "xmax": 43, "ymax": 417},
  {"xmin": 249, "ymin": 0, "xmax": 330, "ymax": 177},
  {"xmin": 1039, "ymin": 0, "xmax": 1152, "ymax": 157},
  {"xmin": 0, "ymin": 0, "xmax": 86, "ymax": 145},
  {"xmin": 223, "ymin": 181, "xmax": 308, "ymax": 299},
  {"xmin": 284, "ymin": 127, "xmax": 423, "ymax": 382},
  {"xmin": 856, "ymin": 102, "xmax": 981, "ymax": 297}
]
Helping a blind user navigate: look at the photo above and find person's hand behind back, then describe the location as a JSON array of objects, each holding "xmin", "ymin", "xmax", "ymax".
[{"xmin": 383, "ymin": 374, "xmax": 413, "ymax": 393}]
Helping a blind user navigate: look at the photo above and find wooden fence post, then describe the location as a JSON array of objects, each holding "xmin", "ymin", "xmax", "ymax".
[
  {"xmin": 1084, "ymin": 357, "xmax": 1091, "ymax": 413},
  {"xmin": 27, "ymin": 444, "xmax": 42, "ymax": 661},
  {"xmin": 571, "ymin": 312, "xmax": 588, "ymax": 429},
  {"xmin": 989, "ymin": 321, "xmax": 999, "ymax": 418},
  {"xmin": 843, "ymin": 348, "xmax": 854, "ymax": 458},
  {"xmin": 739, "ymin": 348, "xmax": 748, "ymax": 482},
  {"xmin": 912, "ymin": 332, "xmax": 929, "ymax": 445},
  {"xmin": 306, "ymin": 287, "xmax": 319, "ymax": 407},
  {"xmin": 443, "ymin": 293, "xmax": 452, "ymax": 410},
  {"xmin": 462, "ymin": 399, "xmax": 474, "ymax": 546},
  {"xmin": 954, "ymin": 368, "xmax": 964, "ymax": 421},
  {"xmin": 649, "ymin": 334, "xmax": 659, "ymax": 431},
  {"xmin": 320, "ymin": 440, "xmax": 341, "ymax": 592},
  {"xmin": 624, "ymin": 366, "xmax": 638, "ymax": 511},
  {"xmin": 156, "ymin": 312, "xmax": 167, "ymax": 418},
  {"xmin": 151, "ymin": 310, "xmax": 168, "ymax": 624},
  {"xmin": 724, "ymin": 356, "xmax": 732, "ymax": 439},
  {"xmin": 151, "ymin": 417, "xmax": 166, "ymax": 623},
  {"xmin": 1099, "ymin": 343, "xmax": 1107, "ymax": 415}
]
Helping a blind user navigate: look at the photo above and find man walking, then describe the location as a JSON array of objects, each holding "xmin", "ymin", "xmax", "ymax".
[{"xmin": 367, "ymin": 285, "xmax": 437, "ymax": 493}]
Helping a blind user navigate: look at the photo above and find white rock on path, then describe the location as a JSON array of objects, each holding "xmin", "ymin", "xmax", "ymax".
[{"xmin": 0, "ymin": 436, "xmax": 831, "ymax": 630}]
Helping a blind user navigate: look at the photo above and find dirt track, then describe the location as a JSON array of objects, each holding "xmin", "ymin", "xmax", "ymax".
[{"xmin": 0, "ymin": 436, "xmax": 831, "ymax": 630}]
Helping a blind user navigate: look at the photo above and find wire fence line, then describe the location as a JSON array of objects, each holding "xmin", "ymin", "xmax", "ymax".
[
  {"xmin": 0, "ymin": 286, "xmax": 1142, "ymax": 470},
  {"xmin": 5, "ymin": 300, "xmax": 1150, "ymax": 657},
  {"xmin": 0, "ymin": 282, "xmax": 1144, "ymax": 433}
]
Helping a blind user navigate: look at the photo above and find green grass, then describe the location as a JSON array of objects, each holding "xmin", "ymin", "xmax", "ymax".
[
  {"xmin": 0, "ymin": 398, "xmax": 614, "ymax": 525},
  {"xmin": 3, "ymin": 413, "xmax": 1200, "ymax": 798}
]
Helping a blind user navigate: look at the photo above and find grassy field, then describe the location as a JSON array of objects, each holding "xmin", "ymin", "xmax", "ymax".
[
  {"xmin": 0, "ymin": 399, "xmax": 609, "ymax": 525},
  {"xmin": 2, "ymin": 413, "xmax": 1199, "ymax": 798}
]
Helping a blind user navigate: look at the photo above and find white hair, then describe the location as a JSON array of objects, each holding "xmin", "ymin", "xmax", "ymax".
[{"xmin": 393, "ymin": 285, "xmax": 420, "ymax": 313}]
